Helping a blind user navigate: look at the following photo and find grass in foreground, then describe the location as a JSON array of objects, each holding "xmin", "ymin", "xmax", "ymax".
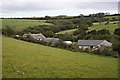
[{"xmin": 2, "ymin": 36, "xmax": 118, "ymax": 78}]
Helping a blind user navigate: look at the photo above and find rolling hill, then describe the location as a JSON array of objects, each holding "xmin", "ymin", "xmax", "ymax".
[
  {"xmin": 2, "ymin": 36, "xmax": 118, "ymax": 78},
  {"xmin": 56, "ymin": 21, "xmax": 118, "ymax": 35},
  {"xmin": 1, "ymin": 19, "xmax": 53, "ymax": 31}
]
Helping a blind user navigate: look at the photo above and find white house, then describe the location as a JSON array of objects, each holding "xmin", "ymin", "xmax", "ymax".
[
  {"xmin": 23, "ymin": 33, "xmax": 59, "ymax": 44},
  {"xmin": 77, "ymin": 40, "xmax": 112, "ymax": 50},
  {"xmin": 64, "ymin": 41, "xmax": 72, "ymax": 45}
]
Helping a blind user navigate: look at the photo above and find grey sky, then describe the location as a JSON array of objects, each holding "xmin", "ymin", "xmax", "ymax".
[{"xmin": 0, "ymin": 0, "xmax": 119, "ymax": 17}]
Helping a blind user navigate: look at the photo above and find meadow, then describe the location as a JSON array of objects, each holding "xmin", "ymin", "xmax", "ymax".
[
  {"xmin": 105, "ymin": 16, "xmax": 118, "ymax": 20},
  {"xmin": 2, "ymin": 36, "xmax": 118, "ymax": 78},
  {"xmin": 56, "ymin": 29, "xmax": 77, "ymax": 34},
  {"xmin": 56, "ymin": 21, "xmax": 118, "ymax": 35},
  {"xmin": 1, "ymin": 19, "xmax": 53, "ymax": 31},
  {"xmin": 1, "ymin": 18, "xmax": 118, "ymax": 34},
  {"xmin": 88, "ymin": 21, "xmax": 119, "ymax": 34}
]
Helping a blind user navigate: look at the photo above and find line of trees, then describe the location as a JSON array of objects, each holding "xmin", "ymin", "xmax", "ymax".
[{"xmin": 112, "ymin": 28, "xmax": 120, "ymax": 54}]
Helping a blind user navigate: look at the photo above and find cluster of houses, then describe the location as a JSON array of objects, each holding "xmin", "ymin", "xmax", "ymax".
[
  {"xmin": 23, "ymin": 33, "xmax": 59, "ymax": 44},
  {"xmin": 22, "ymin": 33, "xmax": 112, "ymax": 51}
]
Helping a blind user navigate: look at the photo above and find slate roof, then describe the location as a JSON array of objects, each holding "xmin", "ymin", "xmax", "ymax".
[
  {"xmin": 23, "ymin": 33, "xmax": 60, "ymax": 44},
  {"xmin": 46, "ymin": 38, "xmax": 59, "ymax": 44},
  {"xmin": 78, "ymin": 40, "xmax": 104, "ymax": 46},
  {"xmin": 30, "ymin": 33, "xmax": 46, "ymax": 40}
]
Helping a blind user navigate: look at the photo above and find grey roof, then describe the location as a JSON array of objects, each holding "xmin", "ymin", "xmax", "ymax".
[
  {"xmin": 23, "ymin": 33, "xmax": 60, "ymax": 44},
  {"xmin": 46, "ymin": 38, "xmax": 59, "ymax": 44},
  {"xmin": 78, "ymin": 40, "xmax": 104, "ymax": 46},
  {"xmin": 30, "ymin": 33, "xmax": 46, "ymax": 40}
]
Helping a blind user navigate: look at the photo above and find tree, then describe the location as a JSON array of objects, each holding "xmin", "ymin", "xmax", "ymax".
[
  {"xmin": 112, "ymin": 39, "xmax": 120, "ymax": 54},
  {"xmin": 77, "ymin": 27, "xmax": 87, "ymax": 39},
  {"xmin": 105, "ymin": 21, "xmax": 109, "ymax": 25},
  {"xmin": 86, "ymin": 20, "xmax": 93, "ymax": 27},
  {"xmin": 96, "ymin": 13, "xmax": 105, "ymax": 24},
  {"xmin": 104, "ymin": 18, "xmax": 109, "ymax": 22},
  {"xmin": 111, "ymin": 17, "xmax": 117, "ymax": 21},
  {"xmin": 74, "ymin": 26, "xmax": 87, "ymax": 36},
  {"xmin": 97, "ymin": 29, "xmax": 110, "ymax": 35},
  {"xmin": 87, "ymin": 30, "xmax": 97, "ymax": 35},
  {"xmin": 112, "ymin": 28, "xmax": 120, "ymax": 54},
  {"xmin": 45, "ymin": 16, "xmax": 51, "ymax": 20},
  {"xmin": 2, "ymin": 26, "xmax": 16, "ymax": 36},
  {"xmin": 62, "ymin": 35, "xmax": 76, "ymax": 42},
  {"xmin": 114, "ymin": 28, "xmax": 120, "ymax": 36},
  {"xmin": 44, "ymin": 31, "xmax": 55, "ymax": 37}
]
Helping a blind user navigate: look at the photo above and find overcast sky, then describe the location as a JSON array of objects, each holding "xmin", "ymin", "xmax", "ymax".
[{"xmin": 0, "ymin": 0, "xmax": 119, "ymax": 17}]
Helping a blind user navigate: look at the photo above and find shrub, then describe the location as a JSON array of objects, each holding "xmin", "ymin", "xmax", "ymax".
[
  {"xmin": 100, "ymin": 48, "xmax": 113, "ymax": 56},
  {"xmin": 97, "ymin": 29, "xmax": 110, "ymax": 35},
  {"xmin": 105, "ymin": 21, "xmax": 109, "ymax": 25},
  {"xmin": 114, "ymin": 28, "xmax": 120, "ymax": 36},
  {"xmin": 2, "ymin": 26, "xmax": 16, "ymax": 36},
  {"xmin": 112, "ymin": 52, "xmax": 119, "ymax": 58}
]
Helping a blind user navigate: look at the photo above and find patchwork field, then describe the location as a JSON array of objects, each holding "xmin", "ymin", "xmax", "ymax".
[
  {"xmin": 88, "ymin": 21, "xmax": 119, "ymax": 34},
  {"xmin": 1, "ymin": 18, "xmax": 118, "ymax": 34},
  {"xmin": 2, "ymin": 36, "xmax": 118, "ymax": 78},
  {"xmin": 1, "ymin": 19, "xmax": 53, "ymax": 31},
  {"xmin": 56, "ymin": 29, "xmax": 77, "ymax": 34},
  {"xmin": 56, "ymin": 21, "xmax": 119, "ymax": 35}
]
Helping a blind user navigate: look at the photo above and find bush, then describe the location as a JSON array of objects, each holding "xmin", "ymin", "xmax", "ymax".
[
  {"xmin": 91, "ymin": 47, "xmax": 114, "ymax": 56},
  {"xmin": 105, "ymin": 21, "xmax": 109, "ymax": 25},
  {"xmin": 114, "ymin": 28, "xmax": 120, "ymax": 36},
  {"xmin": 2, "ymin": 26, "xmax": 16, "ymax": 36},
  {"xmin": 112, "ymin": 52, "xmax": 119, "ymax": 58},
  {"xmin": 97, "ymin": 29, "xmax": 110, "ymax": 35},
  {"xmin": 100, "ymin": 48, "xmax": 113, "ymax": 56}
]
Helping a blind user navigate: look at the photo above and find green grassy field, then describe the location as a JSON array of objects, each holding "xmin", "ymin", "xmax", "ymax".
[
  {"xmin": 56, "ymin": 29, "xmax": 77, "ymax": 34},
  {"xmin": 56, "ymin": 21, "xmax": 118, "ymax": 35},
  {"xmin": 0, "ymin": 35, "xmax": 1, "ymax": 79},
  {"xmin": 1, "ymin": 19, "xmax": 53, "ymax": 31},
  {"xmin": 105, "ymin": 16, "xmax": 118, "ymax": 20},
  {"xmin": 88, "ymin": 21, "xmax": 119, "ymax": 34},
  {"xmin": 2, "ymin": 36, "xmax": 118, "ymax": 78}
]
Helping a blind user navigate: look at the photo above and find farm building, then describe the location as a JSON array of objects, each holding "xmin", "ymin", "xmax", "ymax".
[
  {"xmin": 30, "ymin": 33, "xmax": 46, "ymax": 41},
  {"xmin": 46, "ymin": 38, "xmax": 60, "ymax": 44},
  {"xmin": 64, "ymin": 41, "xmax": 72, "ymax": 45},
  {"xmin": 77, "ymin": 40, "xmax": 112, "ymax": 51},
  {"xmin": 23, "ymin": 33, "xmax": 46, "ymax": 41},
  {"xmin": 23, "ymin": 33, "xmax": 59, "ymax": 44}
]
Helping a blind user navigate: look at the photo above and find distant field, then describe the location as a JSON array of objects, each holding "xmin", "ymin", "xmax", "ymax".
[
  {"xmin": 105, "ymin": 16, "xmax": 118, "ymax": 20},
  {"xmin": 1, "ymin": 19, "xmax": 53, "ymax": 31},
  {"xmin": 2, "ymin": 36, "xmax": 118, "ymax": 78},
  {"xmin": 88, "ymin": 21, "xmax": 119, "ymax": 34},
  {"xmin": 57, "ymin": 21, "xmax": 118, "ymax": 34},
  {"xmin": 56, "ymin": 29, "xmax": 77, "ymax": 34}
]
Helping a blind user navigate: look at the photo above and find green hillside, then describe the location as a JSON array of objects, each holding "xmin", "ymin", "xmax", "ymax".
[
  {"xmin": 2, "ymin": 36, "xmax": 118, "ymax": 78},
  {"xmin": 1, "ymin": 19, "xmax": 53, "ymax": 31},
  {"xmin": 56, "ymin": 21, "xmax": 118, "ymax": 35},
  {"xmin": 88, "ymin": 21, "xmax": 118, "ymax": 34},
  {"xmin": 56, "ymin": 29, "xmax": 77, "ymax": 34}
]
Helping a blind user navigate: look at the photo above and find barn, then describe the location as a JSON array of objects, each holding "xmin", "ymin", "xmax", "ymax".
[{"xmin": 77, "ymin": 40, "xmax": 112, "ymax": 50}]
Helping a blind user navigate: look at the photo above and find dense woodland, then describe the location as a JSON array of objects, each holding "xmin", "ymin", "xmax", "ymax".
[{"xmin": 1, "ymin": 13, "xmax": 120, "ymax": 57}]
